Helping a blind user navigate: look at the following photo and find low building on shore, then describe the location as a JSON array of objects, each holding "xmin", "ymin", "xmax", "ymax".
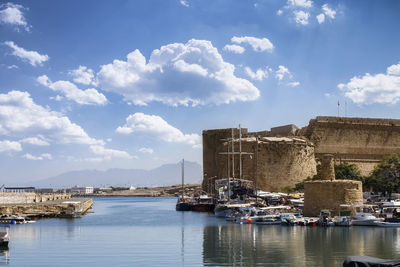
[{"xmin": 71, "ymin": 186, "xmax": 94, "ymax": 194}]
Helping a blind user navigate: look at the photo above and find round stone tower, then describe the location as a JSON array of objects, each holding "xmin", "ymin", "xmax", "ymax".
[{"xmin": 304, "ymin": 154, "xmax": 363, "ymax": 216}]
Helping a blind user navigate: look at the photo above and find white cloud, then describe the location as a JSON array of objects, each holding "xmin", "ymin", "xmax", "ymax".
[
  {"xmin": 0, "ymin": 140, "xmax": 22, "ymax": 153},
  {"xmin": 287, "ymin": 0, "xmax": 313, "ymax": 8},
  {"xmin": 116, "ymin": 113, "xmax": 201, "ymax": 148},
  {"xmin": 139, "ymin": 147, "xmax": 154, "ymax": 154},
  {"xmin": 293, "ymin": 10, "xmax": 310, "ymax": 25},
  {"xmin": 275, "ymin": 65, "xmax": 292, "ymax": 80},
  {"xmin": 277, "ymin": 9, "xmax": 283, "ymax": 16},
  {"xmin": 231, "ymin": 36, "xmax": 274, "ymax": 53},
  {"xmin": 180, "ymin": 0, "xmax": 189, "ymax": 7},
  {"xmin": 20, "ymin": 136, "xmax": 50, "ymax": 146},
  {"xmin": 7, "ymin": 64, "xmax": 18, "ymax": 69},
  {"xmin": 0, "ymin": 3, "xmax": 29, "ymax": 31},
  {"xmin": 245, "ymin": 67, "xmax": 268, "ymax": 81},
  {"xmin": 97, "ymin": 39, "xmax": 259, "ymax": 106},
  {"xmin": 338, "ymin": 62, "xmax": 400, "ymax": 104},
  {"xmin": 37, "ymin": 75, "xmax": 107, "ymax": 105},
  {"xmin": 0, "ymin": 90, "xmax": 104, "ymax": 145},
  {"xmin": 69, "ymin": 66, "xmax": 96, "ymax": 85},
  {"xmin": 4, "ymin": 41, "xmax": 49, "ymax": 66},
  {"xmin": 288, "ymin": 81, "xmax": 300, "ymax": 87},
  {"xmin": 316, "ymin": 13, "xmax": 325, "ymax": 24},
  {"xmin": 322, "ymin": 4, "xmax": 336, "ymax": 19},
  {"xmin": 89, "ymin": 145, "xmax": 133, "ymax": 160},
  {"xmin": 387, "ymin": 63, "xmax": 400, "ymax": 76},
  {"xmin": 23, "ymin": 153, "xmax": 52, "ymax": 161},
  {"xmin": 223, "ymin": 44, "xmax": 245, "ymax": 54}
]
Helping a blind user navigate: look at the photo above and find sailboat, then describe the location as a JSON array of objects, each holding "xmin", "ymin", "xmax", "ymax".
[{"xmin": 176, "ymin": 159, "xmax": 193, "ymax": 211}]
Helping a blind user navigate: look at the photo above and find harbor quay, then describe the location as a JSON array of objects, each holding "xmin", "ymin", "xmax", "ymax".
[{"xmin": 0, "ymin": 192, "xmax": 92, "ymax": 218}]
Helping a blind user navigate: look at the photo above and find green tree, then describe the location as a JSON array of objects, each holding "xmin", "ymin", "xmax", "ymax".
[
  {"xmin": 334, "ymin": 163, "xmax": 362, "ymax": 181},
  {"xmin": 366, "ymin": 154, "xmax": 400, "ymax": 199}
]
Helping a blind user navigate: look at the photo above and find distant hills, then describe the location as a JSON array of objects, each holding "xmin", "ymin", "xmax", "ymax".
[{"xmin": 29, "ymin": 161, "xmax": 203, "ymax": 188}]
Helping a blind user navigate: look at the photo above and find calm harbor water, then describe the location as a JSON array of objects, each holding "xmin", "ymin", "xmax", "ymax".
[{"xmin": 3, "ymin": 197, "xmax": 400, "ymax": 266}]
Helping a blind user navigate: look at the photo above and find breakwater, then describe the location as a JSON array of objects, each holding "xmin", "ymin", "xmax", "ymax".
[{"xmin": 0, "ymin": 194, "xmax": 92, "ymax": 218}]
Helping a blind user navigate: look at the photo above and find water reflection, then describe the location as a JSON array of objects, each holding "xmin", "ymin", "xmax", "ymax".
[
  {"xmin": 203, "ymin": 225, "xmax": 400, "ymax": 267},
  {"xmin": 0, "ymin": 248, "xmax": 9, "ymax": 265}
]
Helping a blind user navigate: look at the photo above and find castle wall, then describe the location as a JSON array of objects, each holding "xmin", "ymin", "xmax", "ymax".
[
  {"xmin": 204, "ymin": 136, "xmax": 317, "ymax": 192},
  {"xmin": 303, "ymin": 180, "xmax": 363, "ymax": 216},
  {"xmin": 301, "ymin": 116, "xmax": 400, "ymax": 176}
]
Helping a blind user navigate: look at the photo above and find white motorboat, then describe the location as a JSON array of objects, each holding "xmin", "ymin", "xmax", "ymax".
[
  {"xmin": 351, "ymin": 205, "xmax": 383, "ymax": 226},
  {"xmin": 374, "ymin": 221, "xmax": 400, "ymax": 227}
]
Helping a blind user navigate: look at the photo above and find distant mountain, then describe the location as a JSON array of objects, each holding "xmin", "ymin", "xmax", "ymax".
[{"xmin": 29, "ymin": 161, "xmax": 203, "ymax": 188}]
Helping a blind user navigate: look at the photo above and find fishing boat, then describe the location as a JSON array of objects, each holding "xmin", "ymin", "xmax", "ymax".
[
  {"xmin": 191, "ymin": 195, "xmax": 215, "ymax": 212},
  {"xmin": 0, "ymin": 225, "xmax": 9, "ymax": 247},
  {"xmin": 334, "ymin": 205, "xmax": 352, "ymax": 227},
  {"xmin": 176, "ymin": 159, "xmax": 193, "ymax": 211}
]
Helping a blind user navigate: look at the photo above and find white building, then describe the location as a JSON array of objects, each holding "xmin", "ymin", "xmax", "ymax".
[{"xmin": 70, "ymin": 186, "xmax": 94, "ymax": 194}]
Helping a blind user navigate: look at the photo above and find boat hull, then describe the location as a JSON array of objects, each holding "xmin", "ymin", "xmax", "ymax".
[
  {"xmin": 176, "ymin": 202, "xmax": 193, "ymax": 211},
  {"xmin": 191, "ymin": 203, "xmax": 215, "ymax": 212}
]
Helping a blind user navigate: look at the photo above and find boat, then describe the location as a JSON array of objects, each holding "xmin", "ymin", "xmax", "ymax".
[
  {"xmin": 334, "ymin": 205, "xmax": 352, "ymax": 227},
  {"xmin": 176, "ymin": 159, "xmax": 193, "ymax": 211},
  {"xmin": 374, "ymin": 221, "xmax": 400, "ymax": 227},
  {"xmin": 0, "ymin": 214, "xmax": 34, "ymax": 224},
  {"xmin": 191, "ymin": 195, "xmax": 215, "ymax": 212},
  {"xmin": 214, "ymin": 203, "xmax": 252, "ymax": 218},
  {"xmin": 380, "ymin": 200, "xmax": 400, "ymax": 222},
  {"xmin": 317, "ymin": 209, "xmax": 334, "ymax": 226},
  {"xmin": 0, "ymin": 225, "xmax": 9, "ymax": 247},
  {"xmin": 351, "ymin": 205, "xmax": 383, "ymax": 226}
]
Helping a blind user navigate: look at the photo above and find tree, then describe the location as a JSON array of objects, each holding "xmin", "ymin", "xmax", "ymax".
[
  {"xmin": 366, "ymin": 154, "xmax": 400, "ymax": 199},
  {"xmin": 334, "ymin": 162, "xmax": 362, "ymax": 181}
]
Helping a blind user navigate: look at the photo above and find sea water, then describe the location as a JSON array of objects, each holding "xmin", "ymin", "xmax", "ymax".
[{"xmin": 3, "ymin": 197, "xmax": 400, "ymax": 267}]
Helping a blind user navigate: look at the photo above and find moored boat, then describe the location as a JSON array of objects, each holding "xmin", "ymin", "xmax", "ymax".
[{"xmin": 0, "ymin": 225, "xmax": 9, "ymax": 247}]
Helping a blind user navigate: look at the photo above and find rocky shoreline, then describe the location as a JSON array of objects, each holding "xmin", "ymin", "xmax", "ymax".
[{"xmin": 84, "ymin": 184, "xmax": 203, "ymax": 197}]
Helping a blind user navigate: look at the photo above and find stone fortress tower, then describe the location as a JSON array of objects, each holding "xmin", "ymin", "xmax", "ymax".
[
  {"xmin": 303, "ymin": 154, "xmax": 363, "ymax": 216},
  {"xmin": 202, "ymin": 116, "xmax": 400, "ymax": 194}
]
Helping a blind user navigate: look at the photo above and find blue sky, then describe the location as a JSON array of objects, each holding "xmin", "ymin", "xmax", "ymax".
[{"xmin": 0, "ymin": 0, "xmax": 400, "ymax": 184}]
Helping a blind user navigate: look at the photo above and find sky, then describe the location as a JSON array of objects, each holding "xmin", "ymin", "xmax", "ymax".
[{"xmin": 0, "ymin": 0, "xmax": 400, "ymax": 184}]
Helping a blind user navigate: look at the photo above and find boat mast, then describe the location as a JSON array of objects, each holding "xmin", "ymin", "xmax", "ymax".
[
  {"xmin": 239, "ymin": 124, "xmax": 242, "ymax": 180},
  {"xmin": 181, "ymin": 158, "xmax": 184, "ymax": 202}
]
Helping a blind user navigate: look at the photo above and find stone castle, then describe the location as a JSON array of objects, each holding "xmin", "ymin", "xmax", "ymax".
[{"xmin": 202, "ymin": 116, "xmax": 400, "ymax": 193}]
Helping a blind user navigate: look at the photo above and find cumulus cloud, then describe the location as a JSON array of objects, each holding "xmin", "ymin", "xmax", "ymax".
[
  {"xmin": 293, "ymin": 10, "xmax": 310, "ymax": 25},
  {"xmin": 0, "ymin": 140, "xmax": 22, "ymax": 153},
  {"xmin": 69, "ymin": 65, "xmax": 96, "ymax": 85},
  {"xmin": 97, "ymin": 39, "xmax": 259, "ymax": 106},
  {"xmin": 231, "ymin": 36, "xmax": 274, "ymax": 53},
  {"xmin": 116, "ymin": 113, "xmax": 201, "ymax": 148},
  {"xmin": 37, "ymin": 75, "xmax": 107, "ymax": 105},
  {"xmin": 338, "ymin": 62, "xmax": 400, "ymax": 104},
  {"xmin": 277, "ymin": 9, "xmax": 283, "ymax": 16},
  {"xmin": 316, "ymin": 13, "xmax": 325, "ymax": 24},
  {"xmin": 139, "ymin": 147, "xmax": 154, "ymax": 154},
  {"xmin": 322, "ymin": 4, "xmax": 336, "ymax": 19},
  {"xmin": 223, "ymin": 44, "xmax": 245, "ymax": 54},
  {"xmin": 23, "ymin": 153, "xmax": 52, "ymax": 161},
  {"xmin": 287, "ymin": 0, "xmax": 313, "ymax": 8},
  {"xmin": 4, "ymin": 41, "xmax": 49, "ymax": 66},
  {"xmin": 0, "ymin": 3, "xmax": 30, "ymax": 31},
  {"xmin": 0, "ymin": 90, "xmax": 104, "ymax": 145},
  {"xmin": 245, "ymin": 67, "xmax": 268, "ymax": 81},
  {"xmin": 20, "ymin": 136, "xmax": 50, "ymax": 146}
]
